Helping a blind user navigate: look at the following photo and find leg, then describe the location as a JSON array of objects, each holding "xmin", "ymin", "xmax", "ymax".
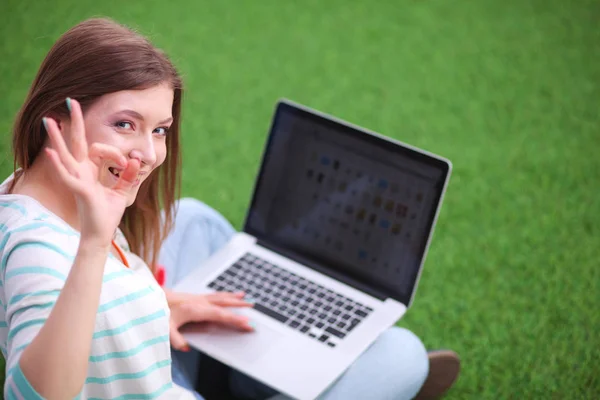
[
  {"xmin": 318, "ymin": 327, "xmax": 429, "ymax": 400},
  {"xmin": 171, "ymin": 354, "xmax": 205, "ymax": 400},
  {"xmin": 158, "ymin": 198, "xmax": 236, "ymax": 393},
  {"xmin": 159, "ymin": 199, "xmax": 430, "ymax": 399},
  {"xmin": 230, "ymin": 327, "xmax": 429, "ymax": 400},
  {"xmin": 159, "ymin": 197, "xmax": 236, "ymax": 288}
]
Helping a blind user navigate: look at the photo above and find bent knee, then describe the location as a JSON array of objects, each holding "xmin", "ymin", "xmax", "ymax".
[
  {"xmin": 172, "ymin": 197, "xmax": 235, "ymax": 238},
  {"xmin": 175, "ymin": 197, "xmax": 216, "ymax": 216},
  {"xmin": 174, "ymin": 198, "xmax": 225, "ymax": 224},
  {"xmin": 377, "ymin": 327, "xmax": 429, "ymax": 384}
]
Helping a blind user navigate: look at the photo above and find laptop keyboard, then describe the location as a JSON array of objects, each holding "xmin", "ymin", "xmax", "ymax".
[{"xmin": 207, "ymin": 253, "xmax": 373, "ymax": 348}]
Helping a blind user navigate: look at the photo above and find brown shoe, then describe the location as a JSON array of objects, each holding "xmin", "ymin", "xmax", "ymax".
[{"xmin": 414, "ymin": 350, "xmax": 461, "ymax": 399}]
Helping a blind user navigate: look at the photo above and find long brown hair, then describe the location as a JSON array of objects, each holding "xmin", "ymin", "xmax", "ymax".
[{"xmin": 11, "ymin": 17, "xmax": 183, "ymax": 271}]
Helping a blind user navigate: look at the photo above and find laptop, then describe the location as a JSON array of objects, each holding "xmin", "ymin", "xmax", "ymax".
[{"xmin": 173, "ymin": 99, "xmax": 452, "ymax": 400}]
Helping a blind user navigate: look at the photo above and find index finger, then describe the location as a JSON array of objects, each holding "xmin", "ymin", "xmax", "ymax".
[{"xmin": 66, "ymin": 97, "xmax": 88, "ymax": 162}]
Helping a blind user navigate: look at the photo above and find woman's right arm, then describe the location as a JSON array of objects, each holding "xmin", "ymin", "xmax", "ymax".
[
  {"xmin": 5, "ymin": 98, "xmax": 140, "ymax": 399},
  {"xmin": 17, "ymin": 239, "xmax": 110, "ymax": 399}
]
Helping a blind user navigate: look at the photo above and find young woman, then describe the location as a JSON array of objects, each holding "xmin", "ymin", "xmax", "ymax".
[{"xmin": 0, "ymin": 18, "xmax": 460, "ymax": 399}]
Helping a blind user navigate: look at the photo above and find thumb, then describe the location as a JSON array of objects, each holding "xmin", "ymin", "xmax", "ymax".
[{"xmin": 169, "ymin": 320, "xmax": 190, "ymax": 352}]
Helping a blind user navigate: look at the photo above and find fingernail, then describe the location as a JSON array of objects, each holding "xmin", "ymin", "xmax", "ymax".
[
  {"xmin": 181, "ymin": 345, "xmax": 190, "ymax": 352},
  {"xmin": 42, "ymin": 117, "xmax": 48, "ymax": 130},
  {"xmin": 248, "ymin": 321, "xmax": 256, "ymax": 329},
  {"xmin": 66, "ymin": 97, "xmax": 72, "ymax": 112},
  {"xmin": 245, "ymin": 298, "xmax": 256, "ymax": 304}
]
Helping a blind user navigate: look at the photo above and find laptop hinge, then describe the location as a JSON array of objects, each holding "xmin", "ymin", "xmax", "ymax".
[{"xmin": 256, "ymin": 239, "xmax": 388, "ymax": 302}]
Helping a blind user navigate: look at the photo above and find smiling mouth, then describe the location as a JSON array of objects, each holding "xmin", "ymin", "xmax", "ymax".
[
  {"xmin": 108, "ymin": 167, "xmax": 121, "ymax": 178},
  {"xmin": 108, "ymin": 167, "xmax": 145, "ymax": 183}
]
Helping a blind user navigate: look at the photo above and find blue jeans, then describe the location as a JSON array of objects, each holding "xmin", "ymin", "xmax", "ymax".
[{"xmin": 159, "ymin": 198, "xmax": 429, "ymax": 400}]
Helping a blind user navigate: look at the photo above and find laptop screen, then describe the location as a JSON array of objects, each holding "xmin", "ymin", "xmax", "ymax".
[{"xmin": 244, "ymin": 101, "xmax": 450, "ymax": 305}]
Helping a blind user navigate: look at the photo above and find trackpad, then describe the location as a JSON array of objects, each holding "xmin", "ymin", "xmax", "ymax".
[{"xmin": 181, "ymin": 322, "xmax": 283, "ymax": 363}]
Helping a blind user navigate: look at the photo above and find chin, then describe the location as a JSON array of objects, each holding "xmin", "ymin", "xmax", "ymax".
[{"xmin": 126, "ymin": 189, "xmax": 141, "ymax": 207}]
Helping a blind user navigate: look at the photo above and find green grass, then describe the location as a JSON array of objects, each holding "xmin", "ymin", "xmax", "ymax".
[{"xmin": 1, "ymin": 0, "xmax": 599, "ymax": 398}]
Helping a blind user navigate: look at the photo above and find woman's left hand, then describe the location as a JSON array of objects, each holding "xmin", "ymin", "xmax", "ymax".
[{"xmin": 165, "ymin": 290, "xmax": 255, "ymax": 351}]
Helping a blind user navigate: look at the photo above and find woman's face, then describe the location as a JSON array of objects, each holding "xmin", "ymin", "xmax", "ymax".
[{"xmin": 78, "ymin": 83, "xmax": 174, "ymax": 206}]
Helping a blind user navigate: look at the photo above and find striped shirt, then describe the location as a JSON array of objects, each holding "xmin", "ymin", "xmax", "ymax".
[{"xmin": 0, "ymin": 175, "xmax": 195, "ymax": 399}]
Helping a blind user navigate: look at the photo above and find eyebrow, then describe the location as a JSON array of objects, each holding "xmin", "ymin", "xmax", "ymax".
[{"xmin": 116, "ymin": 109, "xmax": 173, "ymax": 125}]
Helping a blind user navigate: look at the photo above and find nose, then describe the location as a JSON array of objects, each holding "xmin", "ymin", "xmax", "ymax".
[{"xmin": 129, "ymin": 135, "xmax": 157, "ymax": 166}]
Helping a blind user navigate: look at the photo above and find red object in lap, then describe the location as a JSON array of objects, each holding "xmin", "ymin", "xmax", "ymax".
[{"xmin": 155, "ymin": 265, "xmax": 166, "ymax": 287}]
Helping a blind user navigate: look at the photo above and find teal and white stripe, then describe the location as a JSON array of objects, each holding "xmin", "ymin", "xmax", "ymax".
[{"xmin": 0, "ymin": 188, "xmax": 193, "ymax": 400}]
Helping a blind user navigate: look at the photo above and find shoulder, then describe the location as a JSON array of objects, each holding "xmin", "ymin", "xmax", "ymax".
[{"xmin": 0, "ymin": 195, "xmax": 79, "ymax": 270}]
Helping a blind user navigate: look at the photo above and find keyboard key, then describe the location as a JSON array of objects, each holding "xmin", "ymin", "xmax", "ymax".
[
  {"xmin": 355, "ymin": 309, "xmax": 368, "ymax": 318},
  {"xmin": 253, "ymin": 303, "xmax": 289, "ymax": 323},
  {"xmin": 324, "ymin": 306, "xmax": 332, "ymax": 312},
  {"xmin": 325, "ymin": 326, "xmax": 346, "ymax": 339},
  {"xmin": 318, "ymin": 334, "xmax": 329, "ymax": 342},
  {"xmin": 289, "ymin": 320, "xmax": 300, "ymax": 329},
  {"xmin": 347, "ymin": 320, "xmax": 360, "ymax": 332},
  {"xmin": 345, "ymin": 305, "xmax": 353, "ymax": 311},
  {"xmin": 342, "ymin": 314, "xmax": 351, "ymax": 320},
  {"xmin": 327, "ymin": 317, "xmax": 336, "ymax": 324},
  {"xmin": 316, "ymin": 322, "xmax": 325, "ymax": 329},
  {"xmin": 300, "ymin": 325, "xmax": 310, "ymax": 333},
  {"xmin": 327, "ymin": 342, "xmax": 336, "ymax": 348},
  {"xmin": 306, "ymin": 318, "xmax": 315, "ymax": 325},
  {"xmin": 333, "ymin": 310, "xmax": 341, "ymax": 316}
]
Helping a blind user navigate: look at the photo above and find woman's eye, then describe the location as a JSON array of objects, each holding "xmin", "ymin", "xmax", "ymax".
[
  {"xmin": 154, "ymin": 127, "xmax": 169, "ymax": 136},
  {"xmin": 116, "ymin": 121, "xmax": 133, "ymax": 130}
]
